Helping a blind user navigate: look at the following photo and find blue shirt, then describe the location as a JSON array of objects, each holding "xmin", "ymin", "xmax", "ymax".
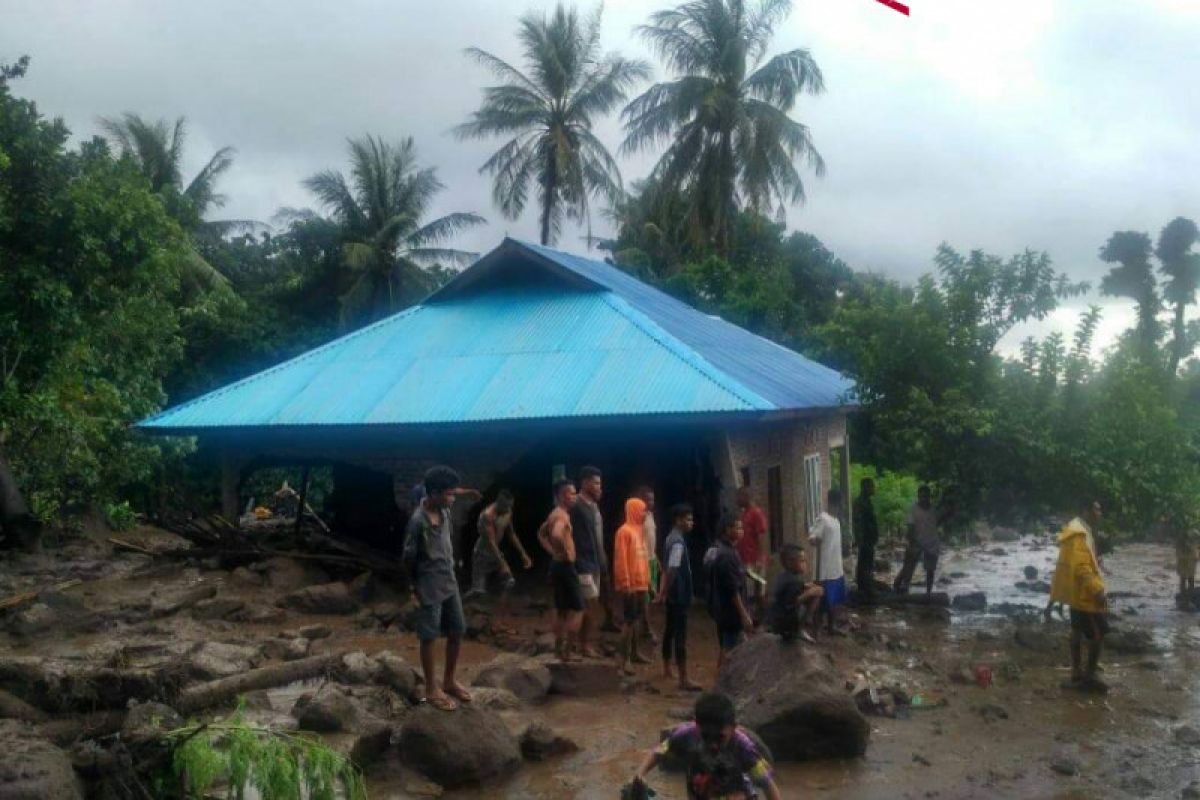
[{"xmin": 663, "ymin": 528, "xmax": 693, "ymax": 606}]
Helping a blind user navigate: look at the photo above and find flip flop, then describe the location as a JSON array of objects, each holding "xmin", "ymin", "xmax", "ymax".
[
  {"xmin": 427, "ymin": 694, "xmax": 458, "ymax": 712},
  {"xmin": 446, "ymin": 685, "xmax": 474, "ymax": 704}
]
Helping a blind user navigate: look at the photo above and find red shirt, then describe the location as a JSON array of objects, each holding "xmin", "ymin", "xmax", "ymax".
[{"xmin": 739, "ymin": 506, "xmax": 768, "ymax": 567}]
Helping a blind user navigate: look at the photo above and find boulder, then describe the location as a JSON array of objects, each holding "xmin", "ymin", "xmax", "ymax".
[
  {"xmin": 1015, "ymin": 580, "xmax": 1051, "ymax": 594},
  {"xmin": 326, "ymin": 718, "xmax": 393, "ymax": 767},
  {"xmin": 545, "ymin": 659, "xmax": 621, "ymax": 697},
  {"xmin": 262, "ymin": 638, "xmax": 310, "ymax": 661},
  {"xmin": 229, "ymin": 566, "xmax": 264, "ymax": 587},
  {"xmin": 373, "ymin": 651, "xmax": 420, "ymax": 700},
  {"xmin": 519, "ymin": 722, "xmax": 579, "ymax": 761},
  {"xmin": 471, "ymin": 687, "xmax": 521, "ymax": 711},
  {"xmin": 339, "ymin": 651, "xmax": 379, "ymax": 685},
  {"xmin": 192, "ymin": 597, "xmax": 245, "ymax": 621},
  {"xmin": 122, "ymin": 701, "xmax": 183, "ymax": 744},
  {"xmin": 0, "ymin": 719, "xmax": 82, "ymax": 798},
  {"xmin": 1023, "ymin": 566, "xmax": 1039, "ymax": 580},
  {"xmin": 398, "ymin": 705, "xmax": 521, "ymax": 787},
  {"xmin": 1013, "ymin": 625, "xmax": 1060, "ymax": 654},
  {"xmin": 1106, "ymin": 628, "xmax": 1159, "ymax": 655},
  {"xmin": 1173, "ymin": 725, "xmax": 1200, "ymax": 746},
  {"xmin": 294, "ymin": 687, "xmax": 359, "ymax": 733},
  {"xmin": 714, "ymin": 634, "xmax": 869, "ymax": 760},
  {"xmin": 298, "ymin": 624, "xmax": 332, "ymax": 640},
  {"xmin": 472, "ymin": 654, "xmax": 552, "ymax": 703},
  {"xmin": 346, "ymin": 572, "xmax": 376, "ymax": 603},
  {"xmin": 280, "ymin": 582, "xmax": 359, "ymax": 615},
  {"xmin": 188, "ymin": 641, "xmax": 263, "ymax": 680},
  {"xmin": 229, "ymin": 604, "xmax": 287, "ymax": 624},
  {"xmin": 951, "ymin": 592, "xmax": 987, "ymax": 612},
  {"xmin": 257, "ymin": 557, "xmax": 330, "ymax": 592}
]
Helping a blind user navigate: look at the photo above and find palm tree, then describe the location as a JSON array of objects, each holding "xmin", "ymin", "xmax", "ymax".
[
  {"xmin": 99, "ymin": 113, "xmax": 248, "ymax": 292},
  {"xmin": 1100, "ymin": 230, "xmax": 1162, "ymax": 364},
  {"xmin": 621, "ymin": 0, "xmax": 825, "ymax": 255},
  {"xmin": 455, "ymin": 4, "xmax": 648, "ymax": 246},
  {"xmin": 304, "ymin": 135, "xmax": 485, "ymax": 326},
  {"xmin": 1155, "ymin": 217, "xmax": 1200, "ymax": 374}
]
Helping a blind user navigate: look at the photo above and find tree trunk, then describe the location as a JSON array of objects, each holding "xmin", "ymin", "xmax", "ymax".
[
  {"xmin": 540, "ymin": 157, "xmax": 558, "ymax": 246},
  {"xmin": 0, "ymin": 445, "xmax": 39, "ymax": 550},
  {"xmin": 1170, "ymin": 301, "xmax": 1186, "ymax": 375},
  {"xmin": 176, "ymin": 652, "xmax": 344, "ymax": 714}
]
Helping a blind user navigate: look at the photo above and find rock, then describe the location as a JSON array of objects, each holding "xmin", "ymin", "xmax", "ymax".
[
  {"xmin": 327, "ymin": 717, "xmax": 393, "ymax": 767},
  {"xmin": 1013, "ymin": 625, "xmax": 1059, "ymax": 653},
  {"xmin": 7, "ymin": 591, "xmax": 96, "ymax": 637},
  {"xmin": 298, "ymin": 624, "xmax": 332, "ymax": 640},
  {"xmin": 471, "ymin": 687, "xmax": 521, "ymax": 711},
  {"xmin": 373, "ymin": 651, "xmax": 420, "ymax": 699},
  {"xmin": 401, "ymin": 776, "xmax": 445, "ymax": 797},
  {"xmin": 346, "ymin": 571, "xmax": 376, "ymax": 603},
  {"xmin": 6, "ymin": 604, "xmax": 60, "ymax": 637},
  {"xmin": 1014, "ymin": 580, "xmax": 1051, "ymax": 593},
  {"xmin": 520, "ymin": 722, "xmax": 579, "ymax": 761},
  {"xmin": 975, "ymin": 704, "xmax": 1009, "ymax": 723},
  {"xmin": 1173, "ymin": 724, "xmax": 1200, "ymax": 746},
  {"xmin": 988, "ymin": 548, "xmax": 1008, "ymax": 556},
  {"xmin": 398, "ymin": 705, "xmax": 521, "ymax": 787},
  {"xmin": 1023, "ymin": 566, "xmax": 1038, "ymax": 580},
  {"xmin": 1107, "ymin": 628, "xmax": 1159, "ymax": 655},
  {"xmin": 122, "ymin": 701, "xmax": 182, "ymax": 744},
  {"xmin": 230, "ymin": 566, "xmax": 263, "ymax": 587},
  {"xmin": 192, "ymin": 597, "xmax": 245, "ymax": 621},
  {"xmin": 545, "ymin": 659, "xmax": 621, "ymax": 697},
  {"xmin": 230, "ymin": 604, "xmax": 287, "ymax": 624},
  {"xmin": 533, "ymin": 632, "xmax": 557, "ymax": 655},
  {"xmin": 465, "ymin": 613, "xmax": 492, "ymax": 640},
  {"xmin": 472, "ymin": 654, "xmax": 552, "ymax": 703},
  {"xmin": 280, "ymin": 581, "xmax": 359, "ymax": 615},
  {"xmin": 951, "ymin": 592, "xmax": 987, "ymax": 612},
  {"xmin": 0, "ymin": 719, "xmax": 83, "ymax": 798},
  {"xmin": 294, "ymin": 687, "xmax": 359, "ymax": 733},
  {"xmin": 715, "ymin": 634, "xmax": 869, "ymax": 760},
  {"xmin": 1119, "ymin": 775, "xmax": 1157, "ymax": 794},
  {"xmin": 368, "ymin": 603, "xmax": 405, "ymax": 627},
  {"xmin": 262, "ymin": 638, "xmax": 310, "ymax": 661},
  {"xmin": 188, "ymin": 641, "xmax": 263, "ymax": 680},
  {"xmin": 1182, "ymin": 781, "xmax": 1200, "ymax": 799},
  {"xmin": 258, "ymin": 556, "xmax": 330, "ymax": 592},
  {"xmin": 339, "ymin": 651, "xmax": 379, "ymax": 684},
  {"xmin": 1050, "ymin": 752, "xmax": 1081, "ymax": 776}
]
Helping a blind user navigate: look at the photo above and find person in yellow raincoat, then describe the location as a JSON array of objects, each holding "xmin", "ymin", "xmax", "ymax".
[{"xmin": 1050, "ymin": 499, "xmax": 1107, "ymax": 692}]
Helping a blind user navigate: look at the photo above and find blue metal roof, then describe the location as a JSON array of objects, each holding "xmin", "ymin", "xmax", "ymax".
[{"xmin": 138, "ymin": 239, "xmax": 854, "ymax": 433}]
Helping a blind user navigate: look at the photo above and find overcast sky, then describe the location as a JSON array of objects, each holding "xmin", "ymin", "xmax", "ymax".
[{"xmin": 5, "ymin": 0, "xmax": 1199, "ymax": 354}]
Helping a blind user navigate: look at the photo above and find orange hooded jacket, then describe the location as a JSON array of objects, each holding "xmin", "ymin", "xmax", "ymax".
[{"xmin": 613, "ymin": 497, "xmax": 650, "ymax": 593}]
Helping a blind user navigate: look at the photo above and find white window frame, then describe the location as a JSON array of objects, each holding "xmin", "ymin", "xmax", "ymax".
[{"xmin": 803, "ymin": 453, "xmax": 822, "ymax": 529}]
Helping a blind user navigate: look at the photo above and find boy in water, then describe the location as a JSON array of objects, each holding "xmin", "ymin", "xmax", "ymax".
[
  {"xmin": 466, "ymin": 490, "xmax": 533, "ymax": 614},
  {"xmin": 537, "ymin": 480, "xmax": 585, "ymax": 662},
  {"xmin": 631, "ymin": 691, "xmax": 782, "ymax": 800},
  {"xmin": 766, "ymin": 545, "xmax": 823, "ymax": 643}
]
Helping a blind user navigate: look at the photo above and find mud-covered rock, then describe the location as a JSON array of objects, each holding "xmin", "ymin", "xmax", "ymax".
[
  {"xmin": 715, "ymin": 634, "xmax": 869, "ymax": 761},
  {"xmin": 472, "ymin": 654, "xmax": 552, "ymax": 703},
  {"xmin": 294, "ymin": 687, "xmax": 359, "ymax": 733},
  {"xmin": 122, "ymin": 701, "xmax": 183, "ymax": 744},
  {"xmin": 471, "ymin": 687, "xmax": 521, "ymax": 710},
  {"xmin": 298, "ymin": 623, "xmax": 332, "ymax": 640},
  {"xmin": 0, "ymin": 719, "xmax": 82, "ymax": 798},
  {"xmin": 262, "ymin": 637, "xmax": 310, "ymax": 661},
  {"xmin": 1173, "ymin": 724, "xmax": 1200, "ymax": 746},
  {"xmin": 373, "ymin": 651, "xmax": 420, "ymax": 699},
  {"xmin": 257, "ymin": 557, "xmax": 330, "ymax": 592},
  {"xmin": 520, "ymin": 722, "xmax": 579, "ymax": 761},
  {"xmin": 1106, "ymin": 628, "xmax": 1159, "ymax": 655},
  {"xmin": 191, "ymin": 597, "xmax": 245, "ymax": 621},
  {"xmin": 188, "ymin": 641, "xmax": 263, "ymax": 680},
  {"xmin": 398, "ymin": 705, "xmax": 521, "ymax": 787},
  {"xmin": 280, "ymin": 581, "xmax": 359, "ymax": 615},
  {"xmin": 951, "ymin": 592, "xmax": 987, "ymax": 612},
  {"xmin": 545, "ymin": 659, "xmax": 621, "ymax": 697},
  {"xmin": 1013, "ymin": 625, "xmax": 1060, "ymax": 654},
  {"xmin": 339, "ymin": 651, "xmax": 379, "ymax": 684},
  {"xmin": 1023, "ymin": 566, "xmax": 1039, "ymax": 580}
]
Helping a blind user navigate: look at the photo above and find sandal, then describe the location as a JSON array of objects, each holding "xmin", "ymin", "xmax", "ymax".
[
  {"xmin": 446, "ymin": 683, "xmax": 474, "ymax": 704},
  {"xmin": 427, "ymin": 694, "xmax": 458, "ymax": 711}
]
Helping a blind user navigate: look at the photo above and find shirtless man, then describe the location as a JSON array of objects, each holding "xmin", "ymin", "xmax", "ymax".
[
  {"xmin": 466, "ymin": 490, "xmax": 532, "ymax": 615},
  {"xmin": 538, "ymin": 480, "xmax": 585, "ymax": 661}
]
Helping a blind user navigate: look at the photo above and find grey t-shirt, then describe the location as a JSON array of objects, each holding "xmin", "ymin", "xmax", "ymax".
[
  {"xmin": 403, "ymin": 504, "xmax": 459, "ymax": 605},
  {"xmin": 907, "ymin": 504, "xmax": 940, "ymax": 555}
]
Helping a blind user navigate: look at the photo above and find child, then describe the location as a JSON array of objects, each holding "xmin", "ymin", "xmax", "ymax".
[
  {"xmin": 631, "ymin": 691, "xmax": 782, "ymax": 800},
  {"xmin": 614, "ymin": 497, "xmax": 653, "ymax": 674},
  {"xmin": 657, "ymin": 503, "xmax": 702, "ymax": 691},
  {"xmin": 705, "ymin": 514, "xmax": 754, "ymax": 674},
  {"xmin": 766, "ymin": 545, "xmax": 823, "ymax": 643},
  {"xmin": 1175, "ymin": 517, "xmax": 1197, "ymax": 609}
]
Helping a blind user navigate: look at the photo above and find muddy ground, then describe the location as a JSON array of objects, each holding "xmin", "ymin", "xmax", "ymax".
[{"xmin": 1, "ymin": 525, "xmax": 1198, "ymax": 799}]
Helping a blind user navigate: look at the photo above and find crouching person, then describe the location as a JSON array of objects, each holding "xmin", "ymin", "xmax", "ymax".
[
  {"xmin": 767, "ymin": 544, "xmax": 823, "ymax": 643},
  {"xmin": 630, "ymin": 691, "xmax": 781, "ymax": 800}
]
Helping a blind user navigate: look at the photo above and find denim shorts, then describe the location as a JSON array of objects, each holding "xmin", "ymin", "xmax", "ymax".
[{"xmin": 413, "ymin": 593, "xmax": 466, "ymax": 642}]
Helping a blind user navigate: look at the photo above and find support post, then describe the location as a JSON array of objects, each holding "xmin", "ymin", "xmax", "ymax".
[
  {"xmin": 294, "ymin": 465, "xmax": 311, "ymax": 536},
  {"xmin": 841, "ymin": 428, "xmax": 853, "ymax": 542},
  {"xmin": 220, "ymin": 451, "xmax": 242, "ymax": 527}
]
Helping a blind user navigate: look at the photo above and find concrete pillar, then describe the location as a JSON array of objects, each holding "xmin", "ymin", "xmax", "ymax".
[
  {"xmin": 220, "ymin": 451, "xmax": 242, "ymax": 525},
  {"xmin": 841, "ymin": 428, "xmax": 853, "ymax": 541}
]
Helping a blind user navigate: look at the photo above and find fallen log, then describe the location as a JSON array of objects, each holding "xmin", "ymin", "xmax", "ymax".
[
  {"xmin": 0, "ymin": 686, "xmax": 48, "ymax": 723},
  {"xmin": 109, "ymin": 537, "xmax": 155, "ymax": 556},
  {"xmin": 147, "ymin": 584, "xmax": 218, "ymax": 619},
  {"xmin": 39, "ymin": 710, "xmax": 126, "ymax": 746},
  {"xmin": 0, "ymin": 657, "xmax": 178, "ymax": 713},
  {"xmin": 0, "ymin": 579, "xmax": 82, "ymax": 612},
  {"xmin": 177, "ymin": 652, "xmax": 344, "ymax": 714}
]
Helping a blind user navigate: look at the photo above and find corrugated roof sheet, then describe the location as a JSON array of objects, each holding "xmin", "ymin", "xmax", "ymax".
[{"xmin": 138, "ymin": 239, "xmax": 854, "ymax": 433}]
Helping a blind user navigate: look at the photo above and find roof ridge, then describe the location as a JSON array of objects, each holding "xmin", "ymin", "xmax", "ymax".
[
  {"xmin": 598, "ymin": 293, "xmax": 773, "ymax": 411},
  {"xmin": 137, "ymin": 305, "xmax": 425, "ymax": 427}
]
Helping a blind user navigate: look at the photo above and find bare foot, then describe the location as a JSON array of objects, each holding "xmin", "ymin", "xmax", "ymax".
[
  {"xmin": 445, "ymin": 681, "xmax": 473, "ymax": 704},
  {"xmin": 426, "ymin": 691, "xmax": 457, "ymax": 711}
]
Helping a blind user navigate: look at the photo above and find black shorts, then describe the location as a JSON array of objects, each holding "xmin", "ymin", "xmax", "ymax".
[
  {"xmin": 1069, "ymin": 608, "xmax": 1109, "ymax": 641},
  {"xmin": 622, "ymin": 592, "xmax": 646, "ymax": 623},
  {"xmin": 551, "ymin": 561, "xmax": 585, "ymax": 612}
]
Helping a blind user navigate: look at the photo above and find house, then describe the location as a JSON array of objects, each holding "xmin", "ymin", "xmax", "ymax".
[{"xmin": 137, "ymin": 238, "xmax": 856, "ymax": 554}]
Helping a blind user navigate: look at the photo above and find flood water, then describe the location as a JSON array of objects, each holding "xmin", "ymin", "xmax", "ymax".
[{"xmin": 367, "ymin": 535, "xmax": 1200, "ymax": 799}]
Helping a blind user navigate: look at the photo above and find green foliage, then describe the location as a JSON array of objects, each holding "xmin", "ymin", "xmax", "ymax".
[
  {"xmin": 851, "ymin": 464, "xmax": 919, "ymax": 540},
  {"xmin": 168, "ymin": 711, "xmax": 367, "ymax": 800},
  {"xmin": 104, "ymin": 500, "xmax": 138, "ymax": 532},
  {"xmin": 456, "ymin": 3, "xmax": 648, "ymax": 245}
]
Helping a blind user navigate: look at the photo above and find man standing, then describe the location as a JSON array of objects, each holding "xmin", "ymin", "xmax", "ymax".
[
  {"xmin": 1052, "ymin": 499, "xmax": 1108, "ymax": 692},
  {"xmin": 736, "ymin": 486, "xmax": 769, "ymax": 617},
  {"xmin": 657, "ymin": 503, "xmax": 702, "ymax": 690},
  {"xmin": 893, "ymin": 485, "xmax": 940, "ymax": 596},
  {"xmin": 810, "ymin": 488, "xmax": 848, "ymax": 635},
  {"xmin": 707, "ymin": 514, "xmax": 754, "ymax": 673},
  {"xmin": 537, "ymin": 480, "xmax": 585, "ymax": 662},
  {"xmin": 637, "ymin": 486, "xmax": 660, "ymax": 645},
  {"xmin": 402, "ymin": 465, "xmax": 472, "ymax": 711},
  {"xmin": 570, "ymin": 466, "xmax": 607, "ymax": 657},
  {"xmin": 613, "ymin": 497, "xmax": 653, "ymax": 674},
  {"xmin": 466, "ymin": 490, "xmax": 533, "ymax": 611},
  {"xmin": 854, "ymin": 478, "xmax": 879, "ymax": 601}
]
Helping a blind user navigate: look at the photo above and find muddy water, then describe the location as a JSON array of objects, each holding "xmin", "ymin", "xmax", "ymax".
[{"xmin": 365, "ymin": 537, "xmax": 1200, "ymax": 799}]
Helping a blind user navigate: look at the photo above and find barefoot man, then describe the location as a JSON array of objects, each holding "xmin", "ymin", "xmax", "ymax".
[
  {"xmin": 538, "ymin": 480, "xmax": 585, "ymax": 661},
  {"xmin": 402, "ymin": 465, "xmax": 472, "ymax": 711}
]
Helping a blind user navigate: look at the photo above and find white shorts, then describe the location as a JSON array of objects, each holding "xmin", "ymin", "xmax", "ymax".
[{"xmin": 577, "ymin": 573, "xmax": 600, "ymax": 600}]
